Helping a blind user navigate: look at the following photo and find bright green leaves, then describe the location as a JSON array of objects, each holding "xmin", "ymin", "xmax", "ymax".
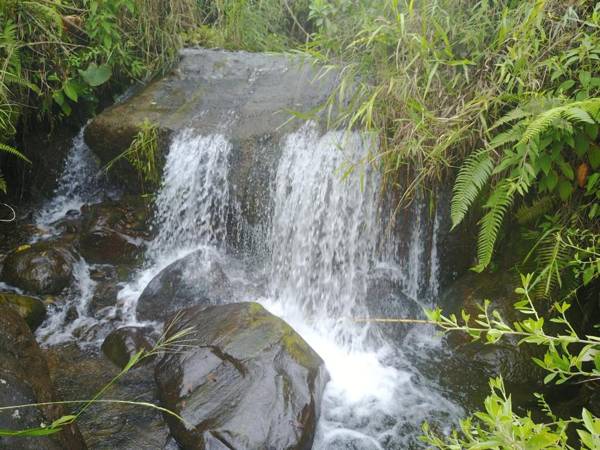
[
  {"xmin": 450, "ymin": 148, "xmax": 493, "ymax": 228},
  {"xmin": 423, "ymin": 274, "xmax": 600, "ymax": 449},
  {"xmin": 452, "ymin": 97, "xmax": 600, "ymax": 272},
  {"xmin": 579, "ymin": 409, "xmax": 600, "ymax": 450},
  {"xmin": 78, "ymin": 63, "xmax": 112, "ymax": 87}
]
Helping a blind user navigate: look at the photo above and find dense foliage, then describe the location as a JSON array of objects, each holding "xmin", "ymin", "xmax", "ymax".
[
  {"xmin": 1, "ymin": 0, "xmax": 599, "ymax": 448},
  {"xmin": 0, "ymin": 0, "xmax": 203, "ymax": 191}
]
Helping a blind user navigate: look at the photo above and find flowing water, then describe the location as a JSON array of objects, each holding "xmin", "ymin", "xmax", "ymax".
[
  {"xmin": 36, "ymin": 121, "xmax": 461, "ymax": 447},
  {"xmin": 35, "ymin": 125, "xmax": 103, "ymax": 232},
  {"xmin": 120, "ymin": 123, "xmax": 460, "ymax": 448}
]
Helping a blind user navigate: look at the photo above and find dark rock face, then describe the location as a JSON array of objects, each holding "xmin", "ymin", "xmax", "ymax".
[
  {"xmin": 1, "ymin": 240, "xmax": 76, "ymax": 295},
  {"xmin": 136, "ymin": 249, "xmax": 233, "ymax": 322},
  {"xmin": 80, "ymin": 199, "xmax": 149, "ymax": 265},
  {"xmin": 0, "ymin": 292, "xmax": 46, "ymax": 330},
  {"xmin": 47, "ymin": 343, "xmax": 169, "ymax": 450},
  {"xmin": 441, "ymin": 270, "xmax": 546, "ymax": 390},
  {"xmin": 0, "ymin": 305, "xmax": 86, "ymax": 449},
  {"xmin": 101, "ymin": 326, "xmax": 155, "ymax": 369},
  {"xmin": 155, "ymin": 302, "xmax": 329, "ymax": 450}
]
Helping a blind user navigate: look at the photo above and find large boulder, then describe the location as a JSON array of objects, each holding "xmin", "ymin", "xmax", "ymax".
[
  {"xmin": 136, "ymin": 249, "xmax": 233, "ymax": 322},
  {"xmin": 46, "ymin": 343, "xmax": 170, "ymax": 450},
  {"xmin": 0, "ymin": 305, "xmax": 86, "ymax": 449},
  {"xmin": 155, "ymin": 302, "xmax": 329, "ymax": 450},
  {"xmin": 0, "ymin": 292, "xmax": 46, "ymax": 330},
  {"xmin": 79, "ymin": 198, "xmax": 150, "ymax": 265},
  {"xmin": 1, "ymin": 240, "xmax": 76, "ymax": 295}
]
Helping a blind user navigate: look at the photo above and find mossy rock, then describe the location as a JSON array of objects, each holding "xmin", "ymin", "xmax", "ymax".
[
  {"xmin": 1, "ymin": 240, "xmax": 76, "ymax": 295},
  {"xmin": 155, "ymin": 302, "xmax": 329, "ymax": 450},
  {"xmin": 0, "ymin": 292, "xmax": 46, "ymax": 330}
]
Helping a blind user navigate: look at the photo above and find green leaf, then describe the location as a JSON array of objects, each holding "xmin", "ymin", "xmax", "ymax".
[
  {"xmin": 558, "ymin": 162, "xmax": 574, "ymax": 180},
  {"xmin": 579, "ymin": 71, "xmax": 592, "ymax": 88},
  {"xmin": 63, "ymin": 80, "xmax": 78, "ymax": 102},
  {"xmin": 79, "ymin": 63, "xmax": 112, "ymax": 87},
  {"xmin": 583, "ymin": 267, "xmax": 595, "ymax": 285},
  {"xmin": 546, "ymin": 170, "xmax": 559, "ymax": 191},
  {"xmin": 585, "ymin": 123, "xmax": 599, "ymax": 140},
  {"xmin": 589, "ymin": 145, "xmax": 600, "ymax": 170},
  {"xmin": 538, "ymin": 154, "xmax": 552, "ymax": 175},
  {"xmin": 557, "ymin": 179, "xmax": 573, "ymax": 201},
  {"xmin": 574, "ymin": 133, "xmax": 589, "ymax": 157}
]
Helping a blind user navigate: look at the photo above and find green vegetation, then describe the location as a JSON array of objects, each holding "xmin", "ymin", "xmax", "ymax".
[
  {"xmin": 423, "ymin": 274, "xmax": 600, "ymax": 449},
  {"xmin": 105, "ymin": 118, "xmax": 160, "ymax": 192},
  {"xmin": 0, "ymin": 0, "xmax": 200, "ymax": 192},
  {"xmin": 1, "ymin": 0, "xmax": 599, "ymax": 448}
]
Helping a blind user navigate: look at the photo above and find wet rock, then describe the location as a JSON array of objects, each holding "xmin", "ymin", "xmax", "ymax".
[
  {"xmin": 136, "ymin": 249, "xmax": 233, "ymax": 322},
  {"xmin": 155, "ymin": 302, "xmax": 328, "ymax": 450},
  {"xmin": 85, "ymin": 49, "xmax": 337, "ymax": 194},
  {"xmin": 89, "ymin": 281, "xmax": 119, "ymax": 316},
  {"xmin": 47, "ymin": 343, "xmax": 169, "ymax": 450},
  {"xmin": 80, "ymin": 199, "xmax": 149, "ymax": 265},
  {"xmin": 101, "ymin": 327, "xmax": 155, "ymax": 369},
  {"xmin": 0, "ymin": 305, "xmax": 86, "ymax": 449},
  {"xmin": 441, "ymin": 270, "xmax": 546, "ymax": 390},
  {"xmin": 89, "ymin": 264, "xmax": 120, "ymax": 316},
  {"xmin": 0, "ymin": 292, "xmax": 46, "ymax": 330},
  {"xmin": 1, "ymin": 240, "xmax": 76, "ymax": 295},
  {"xmin": 366, "ymin": 269, "xmax": 426, "ymax": 342}
]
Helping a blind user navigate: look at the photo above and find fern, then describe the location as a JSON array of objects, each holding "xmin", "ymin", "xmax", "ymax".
[
  {"xmin": 0, "ymin": 172, "xmax": 5, "ymax": 194},
  {"xmin": 451, "ymin": 148, "xmax": 493, "ymax": 228},
  {"xmin": 515, "ymin": 196, "xmax": 555, "ymax": 225},
  {"xmin": 0, "ymin": 142, "xmax": 31, "ymax": 164},
  {"xmin": 473, "ymin": 180, "xmax": 515, "ymax": 272},
  {"xmin": 530, "ymin": 229, "xmax": 572, "ymax": 299},
  {"xmin": 518, "ymin": 98, "xmax": 600, "ymax": 146}
]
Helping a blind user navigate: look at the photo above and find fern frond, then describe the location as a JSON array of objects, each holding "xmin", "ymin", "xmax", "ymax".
[
  {"xmin": 489, "ymin": 126, "xmax": 522, "ymax": 149},
  {"xmin": 532, "ymin": 230, "xmax": 572, "ymax": 299},
  {"xmin": 473, "ymin": 180, "xmax": 514, "ymax": 272},
  {"xmin": 515, "ymin": 196, "xmax": 555, "ymax": 225},
  {"xmin": 0, "ymin": 174, "xmax": 5, "ymax": 194},
  {"xmin": 489, "ymin": 107, "xmax": 531, "ymax": 131},
  {"xmin": 0, "ymin": 142, "xmax": 31, "ymax": 164},
  {"xmin": 518, "ymin": 98, "xmax": 600, "ymax": 146},
  {"xmin": 518, "ymin": 108, "xmax": 564, "ymax": 146},
  {"xmin": 451, "ymin": 148, "xmax": 493, "ymax": 228}
]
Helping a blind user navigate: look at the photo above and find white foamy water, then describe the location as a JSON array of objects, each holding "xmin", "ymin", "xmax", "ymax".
[
  {"xmin": 263, "ymin": 124, "xmax": 459, "ymax": 448},
  {"xmin": 35, "ymin": 125, "xmax": 103, "ymax": 231},
  {"xmin": 119, "ymin": 131, "xmax": 233, "ymax": 321},
  {"xmin": 36, "ymin": 258, "xmax": 99, "ymax": 347}
]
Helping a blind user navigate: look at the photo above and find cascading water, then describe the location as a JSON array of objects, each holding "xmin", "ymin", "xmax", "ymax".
[
  {"xmin": 148, "ymin": 132, "xmax": 231, "ymax": 260},
  {"xmin": 260, "ymin": 123, "xmax": 460, "ymax": 449},
  {"xmin": 32, "ymin": 125, "xmax": 106, "ymax": 346},
  {"xmin": 118, "ymin": 130, "xmax": 233, "ymax": 321},
  {"xmin": 35, "ymin": 125, "xmax": 103, "ymax": 231}
]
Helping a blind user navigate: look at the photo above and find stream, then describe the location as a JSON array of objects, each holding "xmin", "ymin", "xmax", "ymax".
[
  {"xmin": 1, "ymin": 49, "xmax": 520, "ymax": 450},
  {"xmin": 27, "ymin": 120, "xmax": 462, "ymax": 449}
]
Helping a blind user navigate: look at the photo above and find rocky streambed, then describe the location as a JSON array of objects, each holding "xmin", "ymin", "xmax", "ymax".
[{"xmin": 1, "ymin": 48, "xmax": 596, "ymax": 450}]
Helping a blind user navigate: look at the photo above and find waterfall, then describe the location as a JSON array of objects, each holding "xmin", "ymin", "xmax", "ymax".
[
  {"xmin": 118, "ymin": 130, "xmax": 233, "ymax": 321},
  {"xmin": 260, "ymin": 123, "xmax": 460, "ymax": 449},
  {"xmin": 117, "ymin": 123, "xmax": 459, "ymax": 448},
  {"xmin": 269, "ymin": 124, "xmax": 380, "ymax": 346},
  {"xmin": 35, "ymin": 125, "xmax": 103, "ymax": 230},
  {"xmin": 148, "ymin": 131, "xmax": 231, "ymax": 262}
]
